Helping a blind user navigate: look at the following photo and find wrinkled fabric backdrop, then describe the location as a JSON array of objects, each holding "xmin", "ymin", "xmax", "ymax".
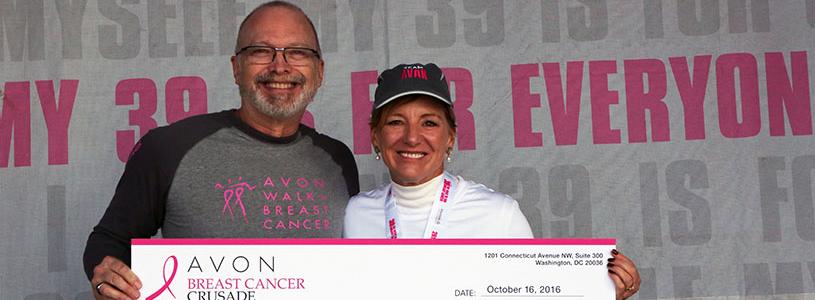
[{"xmin": 2, "ymin": 0, "xmax": 814, "ymax": 299}]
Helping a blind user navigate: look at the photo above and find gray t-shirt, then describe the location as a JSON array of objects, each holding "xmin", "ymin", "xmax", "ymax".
[{"xmin": 83, "ymin": 110, "xmax": 358, "ymax": 279}]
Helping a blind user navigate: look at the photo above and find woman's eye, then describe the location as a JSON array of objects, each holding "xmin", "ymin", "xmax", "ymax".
[
  {"xmin": 423, "ymin": 120, "xmax": 439, "ymax": 127},
  {"xmin": 386, "ymin": 120, "xmax": 402, "ymax": 125}
]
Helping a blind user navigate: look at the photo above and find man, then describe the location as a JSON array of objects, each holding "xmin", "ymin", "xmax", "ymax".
[{"xmin": 83, "ymin": 2, "xmax": 359, "ymax": 299}]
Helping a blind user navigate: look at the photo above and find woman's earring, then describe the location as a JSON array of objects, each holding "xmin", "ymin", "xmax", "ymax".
[
  {"xmin": 374, "ymin": 146, "xmax": 381, "ymax": 161},
  {"xmin": 446, "ymin": 147, "xmax": 452, "ymax": 162}
]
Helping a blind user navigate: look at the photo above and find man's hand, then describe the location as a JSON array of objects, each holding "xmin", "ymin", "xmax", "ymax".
[{"xmin": 91, "ymin": 256, "xmax": 142, "ymax": 300}]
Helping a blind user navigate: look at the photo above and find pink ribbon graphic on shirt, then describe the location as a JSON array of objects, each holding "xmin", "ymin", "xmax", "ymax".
[
  {"xmin": 222, "ymin": 187, "xmax": 248, "ymax": 223},
  {"xmin": 146, "ymin": 255, "xmax": 177, "ymax": 300}
]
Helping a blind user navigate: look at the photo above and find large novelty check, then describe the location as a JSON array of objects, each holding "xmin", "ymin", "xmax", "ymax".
[{"xmin": 132, "ymin": 239, "xmax": 615, "ymax": 300}]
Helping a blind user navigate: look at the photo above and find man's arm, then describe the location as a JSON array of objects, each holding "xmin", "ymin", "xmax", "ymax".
[{"xmin": 83, "ymin": 132, "xmax": 168, "ymax": 279}]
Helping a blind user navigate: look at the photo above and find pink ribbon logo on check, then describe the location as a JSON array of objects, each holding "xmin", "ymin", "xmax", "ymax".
[{"xmin": 146, "ymin": 255, "xmax": 178, "ymax": 300}]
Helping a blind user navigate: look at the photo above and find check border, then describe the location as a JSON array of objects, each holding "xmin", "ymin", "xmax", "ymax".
[
  {"xmin": 132, "ymin": 238, "xmax": 616, "ymax": 245},
  {"xmin": 132, "ymin": 238, "xmax": 617, "ymax": 299}
]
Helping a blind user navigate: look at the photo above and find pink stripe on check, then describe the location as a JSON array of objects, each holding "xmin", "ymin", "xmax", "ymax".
[{"xmin": 132, "ymin": 238, "xmax": 615, "ymax": 246}]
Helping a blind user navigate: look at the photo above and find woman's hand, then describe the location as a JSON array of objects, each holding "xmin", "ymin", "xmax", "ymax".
[{"xmin": 607, "ymin": 249, "xmax": 641, "ymax": 300}]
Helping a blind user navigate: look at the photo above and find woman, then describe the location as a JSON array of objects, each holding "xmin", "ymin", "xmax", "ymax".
[{"xmin": 343, "ymin": 63, "xmax": 640, "ymax": 299}]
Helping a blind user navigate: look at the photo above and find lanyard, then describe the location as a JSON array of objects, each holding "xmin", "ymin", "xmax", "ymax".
[{"xmin": 384, "ymin": 172, "xmax": 458, "ymax": 239}]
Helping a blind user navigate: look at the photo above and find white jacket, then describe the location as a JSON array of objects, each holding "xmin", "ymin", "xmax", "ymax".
[{"xmin": 343, "ymin": 172, "xmax": 533, "ymax": 238}]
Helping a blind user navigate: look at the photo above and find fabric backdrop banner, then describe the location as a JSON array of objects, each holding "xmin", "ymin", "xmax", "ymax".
[{"xmin": 1, "ymin": 0, "xmax": 814, "ymax": 299}]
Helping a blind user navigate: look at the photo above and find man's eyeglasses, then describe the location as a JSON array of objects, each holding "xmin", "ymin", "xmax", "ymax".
[{"xmin": 235, "ymin": 46, "xmax": 321, "ymax": 65}]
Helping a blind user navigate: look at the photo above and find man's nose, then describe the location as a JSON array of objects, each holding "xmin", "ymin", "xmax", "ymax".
[{"xmin": 266, "ymin": 51, "xmax": 291, "ymax": 73}]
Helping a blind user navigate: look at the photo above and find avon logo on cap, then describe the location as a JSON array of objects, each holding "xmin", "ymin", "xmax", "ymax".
[{"xmin": 400, "ymin": 65, "xmax": 428, "ymax": 80}]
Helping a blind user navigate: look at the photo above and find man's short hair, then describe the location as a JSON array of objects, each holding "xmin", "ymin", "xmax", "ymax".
[{"xmin": 235, "ymin": 1, "xmax": 322, "ymax": 54}]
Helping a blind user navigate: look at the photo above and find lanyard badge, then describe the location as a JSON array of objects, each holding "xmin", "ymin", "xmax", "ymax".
[{"xmin": 384, "ymin": 173, "xmax": 458, "ymax": 239}]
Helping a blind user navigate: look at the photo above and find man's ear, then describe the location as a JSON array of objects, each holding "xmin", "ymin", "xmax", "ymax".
[
  {"xmin": 316, "ymin": 59, "xmax": 325, "ymax": 87},
  {"xmin": 231, "ymin": 56, "xmax": 240, "ymax": 85}
]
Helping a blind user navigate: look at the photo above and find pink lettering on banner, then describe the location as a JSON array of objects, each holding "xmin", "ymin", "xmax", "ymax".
[
  {"xmin": 146, "ymin": 255, "xmax": 178, "ymax": 300},
  {"xmin": 442, "ymin": 68, "xmax": 476, "ymax": 150},
  {"xmin": 624, "ymin": 59, "xmax": 670, "ymax": 143},
  {"xmin": 510, "ymin": 63, "xmax": 543, "ymax": 147},
  {"xmin": 669, "ymin": 55, "xmax": 712, "ymax": 140},
  {"xmin": 350, "ymin": 70, "xmax": 378, "ymax": 154},
  {"xmin": 215, "ymin": 177, "xmax": 256, "ymax": 223},
  {"xmin": 589, "ymin": 60, "xmax": 621, "ymax": 144},
  {"xmin": 543, "ymin": 61, "xmax": 584, "ymax": 146},
  {"xmin": 115, "ymin": 78, "xmax": 158, "ymax": 163},
  {"xmin": 765, "ymin": 51, "xmax": 812, "ymax": 136},
  {"xmin": 36, "ymin": 80, "xmax": 78, "ymax": 165},
  {"xmin": 165, "ymin": 76, "xmax": 208, "ymax": 124},
  {"xmin": 0, "ymin": 81, "xmax": 31, "ymax": 168},
  {"xmin": 716, "ymin": 53, "xmax": 761, "ymax": 138}
]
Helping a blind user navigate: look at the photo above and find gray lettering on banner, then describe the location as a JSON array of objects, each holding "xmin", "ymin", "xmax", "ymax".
[
  {"xmin": 0, "ymin": 0, "xmax": 45, "ymax": 61},
  {"xmin": 809, "ymin": 0, "xmax": 815, "ymax": 27},
  {"xmin": 183, "ymin": 0, "xmax": 213, "ymax": 56},
  {"xmin": 498, "ymin": 167, "xmax": 543, "ymax": 238},
  {"xmin": 48, "ymin": 185, "xmax": 66, "ymax": 272},
  {"xmin": 54, "ymin": 0, "xmax": 88, "ymax": 59},
  {"xmin": 775, "ymin": 262, "xmax": 804, "ymax": 294},
  {"xmin": 462, "ymin": 0, "xmax": 504, "ymax": 46},
  {"xmin": 743, "ymin": 263, "xmax": 774, "ymax": 295},
  {"xmin": 758, "ymin": 156, "xmax": 786, "ymax": 242},
  {"xmin": 98, "ymin": 0, "xmax": 141, "ymax": 60},
  {"xmin": 540, "ymin": 0, "xmax": 560, "ymax": 42},
  {"xmin": 727, "ymin": 0, "xmax": 770, "ymax": 33},
  {"xmin": 677, "ymin": 0, "xmax": 720, "ymax": 36},
  {"xmin": 416, "ymin": 0, "xmax": 456, "ymax": 48},
  {"xmin": 293, "ymin": 0, "xmax": 338, "ymax": 52},
  {"xmin": 638, "ymin": 267, "xmax": 658, "ymax": 299},
  {"xmin": 672, "ymin": 265, "xmax": 701, "ymax": 297},
  {"xmin": 349, "ymin": 0, "xmax": 375, "ymax": 51},
  {"xmin": 639, "ymin": 162, "xmax": 663, "ymax": 247},
  {"xmin": 808, "ymin": 262, "xmax": 815, "ymax": 286},
  {"xmin": 791, "ymin": 155, "xmax": 815, "ymax": 241},
  {"xmin": 148, "ymin": 0, "xmax": 177, "ymax": 58},
  {"xmin": 647, "ymin": 0, "xmax": 770, "ymax": 38},
  {"xmin": 567, "ymin": 0, "xmax": 608, "ymax": 41},
  {"xmin": 643, "ymin": 0, "xmax": 664, "ymax": 38},
  {"xmin": 665, "ymin": 159, "xmax": 711, "ymax": 246},
  {"xmin": 218, "ymin": 0, "xmax": 244, "ymax": 55},
  {"xmin": 548, "ymin": 165, "xmax": 591, "ymax": 238},
  {"xmin": 744, "ymin": 262, "xmax": 807, "ymax": 295}
]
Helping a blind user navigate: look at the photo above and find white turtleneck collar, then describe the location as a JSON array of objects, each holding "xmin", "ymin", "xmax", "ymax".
[{"xmin": 391, "ymin": 174, "xmax": 444, "ymax": 209}]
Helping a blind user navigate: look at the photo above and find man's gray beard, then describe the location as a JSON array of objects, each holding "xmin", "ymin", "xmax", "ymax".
[{"xmin": 239, "ymin": 79, "xmax": 317, "ymax": 119}]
